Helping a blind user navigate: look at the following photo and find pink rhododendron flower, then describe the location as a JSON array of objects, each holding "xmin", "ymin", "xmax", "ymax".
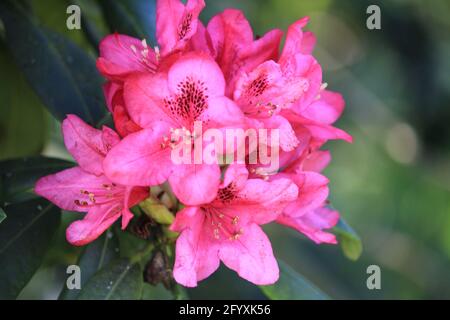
[
  {"xmin": 206, "ymin": 9, "xmax": 283, "ymax": 96},
  {"xmin": 156, "ymin": 0, "xmax": 205, "ymax": 56},
  {"xmin": 103, "ymin": 53, "xmax": 245, "ymax": 206},
  {"xmin": 35, "ymin": 0, "xmax": 353, "ymax": 287},
  {"xmin": 170, "ymin": 164, "xmax": 298, "ymax": 287},
  {"xmin": 35, "ymin": 115, "xmax": 148, "ymax": 245}
]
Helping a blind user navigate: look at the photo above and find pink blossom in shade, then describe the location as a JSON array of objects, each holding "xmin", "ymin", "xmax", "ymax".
[
  {"xmin": 156, "ymin": 0, "xmax": 206, "ymax": 56},
  {"xmin": 277, "ymin": 206, "xmax": 339, "ymax": 244},
  {"xmin": 34, "ymin": 115, "xmax": 148, "ymax": 246},
  {"xmin": 169, "ymin": 164, "xmax": 299, "ymax": 287},
  {"xmin": 206, "ymin": 9, "xmax": 283, "ymax": 96},
  {"xmin": 274, "ymin": 171, "xmax": 339, "ymax": 245},
  {"xmin": 274, "ymin": 153, "xmax": 339, "ymax": 245},
  {"xmin": 103, "ymin": 53, "xmax": 245, "ymax": 206}
]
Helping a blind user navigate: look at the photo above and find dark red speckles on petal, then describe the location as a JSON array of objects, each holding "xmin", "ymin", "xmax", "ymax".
[
  {"xmin": 247, "ymin": 73, "xmax": 269, "ymax": 98},
  {"xmin": 165, "ymin": 77, "xmax": 209, "ymax": 124},
  {"xmin": 217, "ymin": 183, "xmax": 237, "ymax": 204},
  {"xmin": 178, "ymin": 13, "xmax": 193, "ymax": 40}
]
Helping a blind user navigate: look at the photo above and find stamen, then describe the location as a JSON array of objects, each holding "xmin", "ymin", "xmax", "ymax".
[{"xmin": 154, "ymin": 46, "xmax": 160, "ymax": 62}]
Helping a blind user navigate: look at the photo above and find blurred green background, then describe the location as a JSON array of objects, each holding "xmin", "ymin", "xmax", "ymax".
[{"xmin": 1, "ymin": 0, "xmax": 450, "ymax": 299}]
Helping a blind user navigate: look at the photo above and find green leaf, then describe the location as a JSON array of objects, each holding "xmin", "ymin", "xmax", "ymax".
[
  {"xmin": 0, "ymin": 0, "xmax": 107, "ymax": 126},
  {"xmin": 333, "ymin": 218, "xmax": 363, "ymax": 261},
  {"xmin": 0, "ymin": 208, "xmax": 6, "ymax": 224},
  {"xmin": 141, "ymin": 283, "xmax": 173, "ymax": 300},
  {"xmin": 78, "ymin": 258, "xmax": 143, "ymax": 300},
  {"xmin": 260, "ymin": 260, "xmax": 329, "ymax": 300},
  {"xmin": 0, "ymin": 198, "xmax": 61, "ymax": 299},
  {"xmin": 59, "ymin": 231, "xmax": 119, "ymax": 300},
  {"xmin": 0, "ymin": 43, "xmax": 47, "ymax": 160},
  {"xmin": 0, "ymin": 157, "xmax": 74, "ymax": 204},
  {"xmin": 99, "ymin": 0, "xmax": 156, "ymax": 44}
]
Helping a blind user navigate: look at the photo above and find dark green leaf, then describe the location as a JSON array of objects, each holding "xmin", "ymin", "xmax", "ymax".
[
  {"xmin": 60, "ymin": 231, "xmax": 119, "ymax": 300},
  {"xmin": 0, "ymin": 198, "xmax": 61, "ymax": 299},
  {"xmin": 0, "ymin": 157, "xmax": 74, "ymax": 204},
  {"xmin": 78, "ymin": 258, "xmax": 143, "ymax": 300},
  {"xmin": 260, "ymin": 260, "xmax": 329, "ymax": 300},
  {"xmin": 0, "ymin": 43, "xmax": 47, "ymax": 160},
  {"xmin": 0, "ymin": 208, "xmax": 6, "ymax": 224},
  {"xmin": 141, "ymin": 283, "xmax": 173, "ymax": 300},
  {"xmin": 0, "ymin": 0, "xmax": 107, "ymax": 126},
  {"xmin": 99, "ymin": 0, "xmax": 156, "ymax": 45},
  {"xmin": 333, "ymin": 218, "xmax": 363, "ymax": 261}
]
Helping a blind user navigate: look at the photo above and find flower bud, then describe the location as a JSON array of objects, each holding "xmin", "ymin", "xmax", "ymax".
[{"xmin": 144, "ymin": 249, "xmax": 173, "ymax": 289}]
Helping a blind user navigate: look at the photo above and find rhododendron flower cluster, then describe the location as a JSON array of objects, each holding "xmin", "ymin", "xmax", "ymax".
[{"xmin": 35, "ymin": 0, "xmax": 351, "ymax": 287}]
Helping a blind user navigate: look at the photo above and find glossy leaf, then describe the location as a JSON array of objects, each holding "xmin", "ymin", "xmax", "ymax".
[
  {"xmin": 0, "ymin": 208, "xmax": 6, "ymax": 224},
  {"xmin": 333, "ymin": 218, "xmax": 363, "ymax": 261},
  {"xmin": 0, "ymin": 43, "xmax": 46, "ymax": 160},
  {"xmin": 0, "ymin": 198, "xmax": 61, "ymax": 299},
  {"xmin": 260, "ymin": 260, "xmax": 329, "ymax": 300},
  {"xmin": 141, "ymin": 283, "xmax": 173, "ymax": 300},
  {"xmin": 98, "ymin": 0, "xmax": 156, "ymax": 45},
  {"xmin": 77, "ymin": 258, "xmax": 143, "ymax": 300},
  {"xmin": 0, "ymin": 157, "xmax": 74, "ymax": 204},
  {"xmin": 59, "ymin": 231, "xmax": 119, "ymax": 300},
  {"xmin": 0, "ymin": 0, "xmax": 108, "ymax": 126}
]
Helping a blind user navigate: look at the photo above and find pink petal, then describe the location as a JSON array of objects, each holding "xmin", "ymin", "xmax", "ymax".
[
  {"xmin": 219, "ymin": 223, "xmax": 279, "ymax": 285},
  {"xmin": 282, "ymin": 171, "xmax": 329, "ymax": 218},
  {"xmin": 277, "ymin": 207, "xmax": 339, "ymax": 244},
  {"xmin": 103, "ymin": 126, "xmax": 173, "ymax": 186},
  {"xmin": 189, "ymin": 21, "xmax": 214, "ymax": 55},
  {"xmin": 66, "ymin": 204, "xmax": 121, "ymax": 246},
  {"xmin": 261, "ymin": 115, "xmax": 299, "ymax": 152},
  {"xmin": 97, "ymin": 34, "xmax": 156, "ymax": 80},
  {"xmin": 226, "ymin": 29, "xmax": 283, "ymax": 96},
  {"xmin": 102, "ymin": 82, "xmax": 121, "ymax": 112},
  {"xmin": 124, "ymin": 72, "xmax": 175, "ymax": 129},
  {"xmin": 200, "ymin": 96, "xmax": 245, "ymax": 128},
  {"xmin": 167, "ymin": 52, "xmax": 225, "ymax": 98},
  {"xmin": 171, "ymin": 207, "xmax": 220, "ymax": 287},
  {"xmin": 302, "ymin": 150, "xmax": 331, "ymax": 172},
  {"xmin": 169, "ymin": 163, "xmax": 220, "ymax": 206},
  {"xmin": 102, "ymin": 82, "xmax": 143, "ymax": 137},
  {"xmin": 279, "ymin": 17, "xmax": 315, "ymax": 64},
  {"xmin": 301, "ymin": 31, "xmax": 317, "ymax": 55},
  {"xmin": 300, "ymin": 120, "xmax": 353, "ymax": 143},
  {"xmin": 35, "ymin": 167, "xmax": 110, "ymax": 212},
  {"xmin": 112, "ymin": 105, "xmax": 142, "ymax": 138},
  {"xmin": 62, "ymin": 115, "xmax": 112, "ymax": 175},
  {"xmin": 302, "ymin": 90, "xmax": 345, "ymax": 125},
  {"xmin": 207, "ymin": 9, "xmax": 253, "ymax": 63},
  {"xmin": 229, "ymin": 177, "xmax": 298, "ymax": 225},
  {"xmin": 221, "ymin": 163, "xmax": 248, "ymax": 190},
  {"xmin": 101, "ymin": 126, "xmax": 121, "ymax": 150},
  {"xmin": 285, "ymin": 111, "xmax": 353, "ymax": 143},
  {"xmin": 156, "ymin": 0, "xmax": 205, "ymax": 55},
  {"xmin": 286, "ymin": 54, "xmax": 323, "ymax": 111},
  {"xmin": 121, "ymin": 186, "xmax": 149, "ymax": 229},
  {"xmin": 207, "ymin": 9, "xmax": 282, "ymax": 95}
]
